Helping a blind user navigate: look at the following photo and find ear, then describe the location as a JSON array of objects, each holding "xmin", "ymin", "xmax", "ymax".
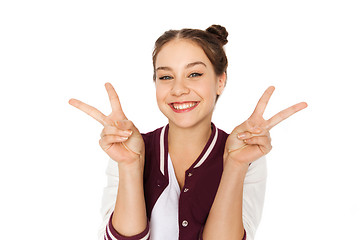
[{"xmin": 216, "ymin": 72, "xmax": 227, "ymax": 95}]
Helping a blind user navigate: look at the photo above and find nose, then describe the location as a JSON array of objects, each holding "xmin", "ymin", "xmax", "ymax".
[{"xmin": 171, "ymin": 78, "xmax": 190, "ymax": 97}]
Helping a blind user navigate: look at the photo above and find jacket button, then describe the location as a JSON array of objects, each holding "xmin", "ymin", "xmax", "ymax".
[
  {"xmin": 182, "ymin": 220, "xmax": 188, "ymax": 227},
  {"xmin": 156, "ymin": 179, "xmax": 161, "ymax": 187}
]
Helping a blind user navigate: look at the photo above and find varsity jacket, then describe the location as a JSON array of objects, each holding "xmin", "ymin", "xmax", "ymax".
[{"xmin": 99, "ymin": 123, "xmax": 267, "ymax": 240}]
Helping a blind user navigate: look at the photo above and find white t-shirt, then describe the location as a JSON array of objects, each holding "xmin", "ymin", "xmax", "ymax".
[{"xmin": 150, "ymin": 154, "xmax": 180, "ymax": 239}]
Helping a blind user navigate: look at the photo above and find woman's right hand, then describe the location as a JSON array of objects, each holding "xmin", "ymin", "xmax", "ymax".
[{"xmin": 69, "ymin": 83, "xmax": 145, "ymax": 166}]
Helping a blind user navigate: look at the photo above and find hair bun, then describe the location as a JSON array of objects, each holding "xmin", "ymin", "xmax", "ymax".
[{"xmin": 206, "ymin": 24, "xmax": 228, "ymax": 45}]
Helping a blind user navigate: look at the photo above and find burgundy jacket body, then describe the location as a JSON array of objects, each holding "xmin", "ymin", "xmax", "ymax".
[{"xmin": 144, "ymin": 124, "xmax": 226, "ymax": 239}]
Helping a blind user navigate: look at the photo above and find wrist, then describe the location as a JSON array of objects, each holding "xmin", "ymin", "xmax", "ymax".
[
  {"xmin": 117, "ymin": 155, "xmax": 144, "ymax": 174},
  {"xmin": 223, "ymin": 156, "xmax": 249, "ymax": 175}
]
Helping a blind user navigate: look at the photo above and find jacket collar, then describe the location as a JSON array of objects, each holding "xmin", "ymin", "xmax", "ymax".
[{"xmin": 159, "ymin": 123, "xmax": 219, "ymax": 176}]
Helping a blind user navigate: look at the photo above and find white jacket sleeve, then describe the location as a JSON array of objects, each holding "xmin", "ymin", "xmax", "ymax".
[
  {"xmin": 242, "ymin": 156, "xmax": 267, "ymax": 240},
  {"xmin": 98, "ymin": 159, "xmax": 150, "ymax": 240},
  {"xmin": 98, "ymin": 159, "xmax": 119, "ymax": 240}
]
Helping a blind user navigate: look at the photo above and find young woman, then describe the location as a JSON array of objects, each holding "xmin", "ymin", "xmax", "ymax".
[{"xmin": 69, "ymin": 25, "xmax": 307, "ymax": 240}]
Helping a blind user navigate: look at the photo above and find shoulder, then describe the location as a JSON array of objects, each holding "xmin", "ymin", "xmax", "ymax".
[
  {"xmin": 216, "ymin": 127, "xmax": 229, "ymax": 140},
  {"xmin": 213, "ymin": 124, "xmax": 229, "ymax": 150},
  {"xmin": 141, "ymin": 125, "xmax": 168, "ymax": 170},
  {"xmin": 141, "ymin": 125, "xmax": 167, "ymax": 144}
]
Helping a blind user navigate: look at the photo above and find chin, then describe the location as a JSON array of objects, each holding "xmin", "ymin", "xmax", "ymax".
[
  {"xmin": 168, "ymin": 115, "xmax": 212, "ymax": 130},
  {"xmin": 170, "ymin": 120, "xmax": 196, "ymax": 129},
  {"xmin": 159, "ymin": 103, "xmax": 213, "ymax": 129}
]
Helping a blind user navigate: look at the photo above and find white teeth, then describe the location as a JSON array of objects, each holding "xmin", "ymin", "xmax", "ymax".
[{"xmin": 173, "ymin": 102, "xmax": 197, "ymax": 110}]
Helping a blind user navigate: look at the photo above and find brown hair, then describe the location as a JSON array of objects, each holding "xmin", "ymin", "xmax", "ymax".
[{"xmin": 152, "ymin": 24, "xmax": 229, "ymax": 81}]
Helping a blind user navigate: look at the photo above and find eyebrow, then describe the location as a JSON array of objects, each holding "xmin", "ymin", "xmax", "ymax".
[{"xmin": 156, "ymin": 61, "xmax": 207, "ymax": 71}]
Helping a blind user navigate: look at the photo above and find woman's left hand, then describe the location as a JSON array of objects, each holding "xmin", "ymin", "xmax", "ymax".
[{"xmin": 224, "ymin": 86, "xmax": 307, "ymax": 165}]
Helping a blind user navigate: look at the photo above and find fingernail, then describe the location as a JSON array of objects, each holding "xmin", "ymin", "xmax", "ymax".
[
  {"xmin": 119, "ymin": 137, "xmax": 128, "ymax": 141},
  {"xmin": 253, "ymin": 127, "xmax": 262, "ymax": 133},
  {"xmin": 124, "ymin": 130, "xmax": 132, "ymax": 136},
  {"xmin": 238, "ymin": 133, "xmax": 246, "ymax": 139}
]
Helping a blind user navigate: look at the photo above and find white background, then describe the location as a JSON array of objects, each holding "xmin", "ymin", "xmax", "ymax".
[{"xmin": 0, "ymin": 0, "xmax": 359, "ymax": 239}]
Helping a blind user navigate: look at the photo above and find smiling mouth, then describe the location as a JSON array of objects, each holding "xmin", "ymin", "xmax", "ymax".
[{"xmin": 169, "ymin": 101, "xmax": 199, "ymax": 113}]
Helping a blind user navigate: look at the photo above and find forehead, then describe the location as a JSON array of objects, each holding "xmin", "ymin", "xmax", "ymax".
[{"xmin": 155, "ymin": 39, "xmax": 211, "ymax": 69}]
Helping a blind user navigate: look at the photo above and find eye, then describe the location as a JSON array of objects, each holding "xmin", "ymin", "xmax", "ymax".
[
  {"xmin": 159, "ymin": 75, "xmax": 173, "ymax": 80},
  {"xmin": 188, "ymin": 72, "xmax": 203, "ymax": 78}
]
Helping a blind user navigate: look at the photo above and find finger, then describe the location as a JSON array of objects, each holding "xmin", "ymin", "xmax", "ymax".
[
  {"xmin": 101, "ymin": 135, "xmax": 129, "ymax": 143},
  {"xmin": 244, "ymin": 135, "xmax": 271, "ymax": 146},
  {"xmin": 99, "ymin": 136, "xmax": 128, "ymax": 151},
  {"xmin": 233, "ymin": 119, "xmax": 262, "ymax": 136},
  {"xmin": 266, "ymin": 102, "xmax": 308, "ymax": 130},
  {"xmin": 105, "ymin": 83, "xmax": 126, "ymax": 119},
  {"xmin": 114, "ymin": 120, "xmax": 135, "ymax": 131},
  {"xmin": 100, "ymin": 126, "xmax": 133, "ymax": 138},
  {"xmin": 237, "ymin": 129, "xmax": 265, "ymax": 139},
  {"xmin": 252, "ymin": 86, "xmax": 275, "ymax": 117},
  {"xmin": 244, "ymin": 136, "xmax": 272, "ymax": 154},
  {"xmin": 228, "ymin": 143, "xmax": 248, "ymax": 154},
  {"xmin": 69, "ymin": 98, "xmax": 106, "ymax": 125},
  {"xmin": 237, "ymin": 131, "xmax": 252, "ymax": 140}
]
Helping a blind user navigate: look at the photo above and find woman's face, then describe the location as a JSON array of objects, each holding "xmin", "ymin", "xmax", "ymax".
[{"xmin": 155, "ymin": 39, "xmax": 226, "ymax": 129}]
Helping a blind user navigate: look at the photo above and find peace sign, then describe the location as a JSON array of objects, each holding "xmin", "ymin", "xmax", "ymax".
[
  {"xmin": 69, "ymin": 83, "xmax": 145, "ymax": 165},
  {"xmin": 224, "ymin": 86, "xmax": 308, "ymax": 165}
]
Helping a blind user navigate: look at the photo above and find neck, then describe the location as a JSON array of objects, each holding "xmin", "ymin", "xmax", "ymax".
[{"xmin": 168, "ymin": 121, "xmax": 213, "ymax": 154}]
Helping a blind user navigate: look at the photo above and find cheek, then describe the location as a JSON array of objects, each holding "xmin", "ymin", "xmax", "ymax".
[
  {"xmin": 201, "ymin": 82, "xmax": 218, "ymax": 102},
  {"xmin": 155, "ymin": 83, "xmax": 168, "ymax": 103}
]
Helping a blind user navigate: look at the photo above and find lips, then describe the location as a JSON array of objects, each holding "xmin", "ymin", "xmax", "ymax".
[{"xmin": 169, "ymin": 101, "xmax": 199, "ymax": 113}]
